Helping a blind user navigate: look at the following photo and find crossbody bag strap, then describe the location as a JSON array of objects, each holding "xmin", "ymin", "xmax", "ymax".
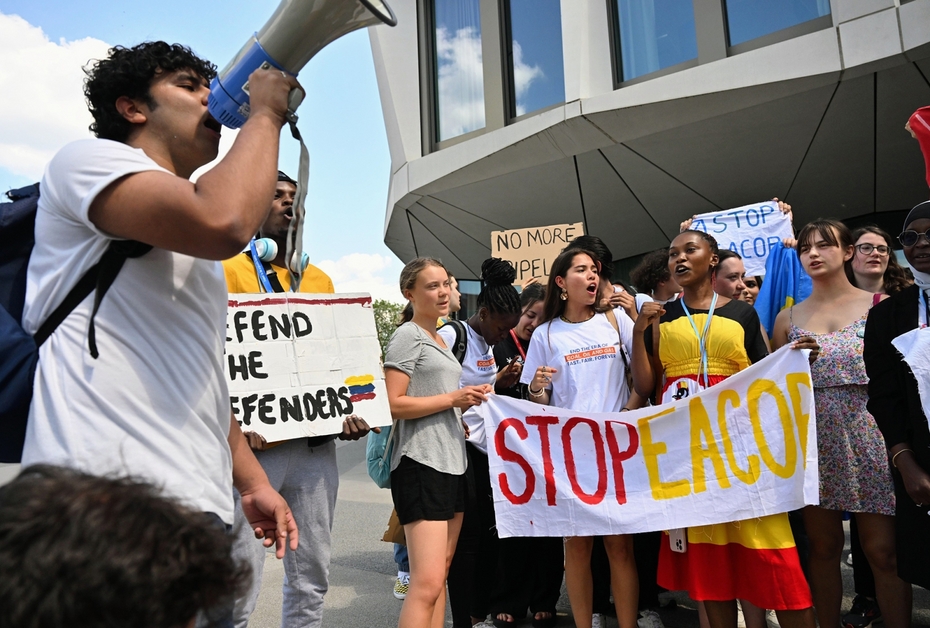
[{"xmin": 605, "ymin": 309, "xmax": 634, "ymax": 391}]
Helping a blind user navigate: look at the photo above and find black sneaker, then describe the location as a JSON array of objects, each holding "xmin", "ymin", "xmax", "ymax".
[{"xmin": 842, "ymin": 595, "xmax": 882, "ymax": 628}]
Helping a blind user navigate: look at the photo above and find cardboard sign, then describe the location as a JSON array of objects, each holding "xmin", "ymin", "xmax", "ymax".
[
  {"xmin": 689, "ymin": 202, "xmax": 793, "ymax": 276},
  {"xmin": 475, "ymin": 346, "xmax": 818, "ymax": 537},
  {"xmin": 225, "ymin": 293, "xmax": 390, "ymax": 442},
  {"xmin": 491, "ymin": 222, "xmax": 585, "ymax": 284}
]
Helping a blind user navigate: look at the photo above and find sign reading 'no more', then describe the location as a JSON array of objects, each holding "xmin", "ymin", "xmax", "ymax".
[
  {"xmin": 491, "ymin": 222, "xmax": 585, "ymax": 284},
  {"xmin": 225, "ymin": 293, "xmax": 391, "ymax": 442}
]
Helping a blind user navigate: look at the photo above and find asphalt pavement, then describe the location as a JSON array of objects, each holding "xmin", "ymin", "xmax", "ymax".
[
  {"xmin": 2, "ymin": 450, "xmax": 928, "ymax": 628},
  {"xmin": 241, "ymin": 443, "xmax": 930, "ymax": 628}
]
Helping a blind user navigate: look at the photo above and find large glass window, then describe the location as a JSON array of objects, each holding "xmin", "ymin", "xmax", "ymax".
[
  {"xmin": 433, "ymin": 0, "xmax": 485, "ymax": 142},
  {"xmin": 614, "ymin": 0, "xmax": 698, "ymax": 82},
  {"xmin": 725, "ymin": 0, "xmax": 831, "ymax": 46},
  {"xmin": 506, "ymin": 0, "xmax": 565, "ymax": 117}
]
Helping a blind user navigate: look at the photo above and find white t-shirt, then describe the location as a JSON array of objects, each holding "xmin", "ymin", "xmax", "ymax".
[
  {"xmin": 520, "ymin": 308, "xmax": 634, "ymax": 413},
  {"xmin": 438, "ymin": 322, "xmax": 497, "ymax": 454},
  {"xmin": 22, "ymin": 139, "xmax": 234, "ymax": 523},
  {"xmin": 635, "ymin": 293, "xmax": 653, "ymax": 313}
]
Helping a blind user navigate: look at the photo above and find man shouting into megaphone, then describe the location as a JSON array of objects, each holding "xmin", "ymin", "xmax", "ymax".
[{"xmin": 20, "ymin": 41, "xmax": 300, "ymax": 625}]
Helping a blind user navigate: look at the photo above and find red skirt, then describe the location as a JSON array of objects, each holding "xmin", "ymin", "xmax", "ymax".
[{"xmin": 657, "ymin": 513, "xmax": 811, "ymax": 610}]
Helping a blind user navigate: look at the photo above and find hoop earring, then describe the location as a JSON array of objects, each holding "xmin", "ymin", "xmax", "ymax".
[{"xmin": 560, "ymin": 289, "xmax": 568, "ymax": 301}]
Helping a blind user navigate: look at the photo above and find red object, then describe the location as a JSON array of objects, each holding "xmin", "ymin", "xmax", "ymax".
[{"xmin": 910, "ymin": 106, "xmax": 930, "ymax": 190}]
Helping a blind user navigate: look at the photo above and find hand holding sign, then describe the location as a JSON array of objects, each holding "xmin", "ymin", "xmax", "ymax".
[
  {"xmin": 686, "ymin": 200, "xmax": 794, "ymax": 276},
  {"xmin": 450, "ymin": 384, "xmax": 493, "ymax": 409}
]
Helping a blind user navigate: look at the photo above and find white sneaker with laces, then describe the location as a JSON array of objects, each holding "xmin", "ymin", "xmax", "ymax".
[
  {"xmin": 637, "ymin": 610, "xmax": 665, "ymax": 628},
  {"xmin": 592, "ymin": 613, "xmax": 607, "ymax": 628}
]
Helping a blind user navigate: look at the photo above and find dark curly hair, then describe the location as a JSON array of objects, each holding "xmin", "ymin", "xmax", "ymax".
[
  {"xmin": 84, "ymin": 41, "xmax": 217, "ymax": 142},
  {"xmin": 0, "ymin": 465, "xmax": 249, "ymax": 628},
  {"xmin": 630, "ymin": 248, "xmax": 672, "ymax": 295},
  {"xmin": 478, "ymin": 258, "xmax": 521, "ymax": 315}
]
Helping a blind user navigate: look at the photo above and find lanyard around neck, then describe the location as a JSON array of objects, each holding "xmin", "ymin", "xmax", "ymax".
[
  {"xmin": 249, "ymin": 240, "xmax": 297, "ymax": 293},
  {"xmin": 509, "ymin": 329, "xmax": 526, "ymax": 360},
  {"xmin": 680, "ymin": 292, "xmax": 718, "ymax": 389}
]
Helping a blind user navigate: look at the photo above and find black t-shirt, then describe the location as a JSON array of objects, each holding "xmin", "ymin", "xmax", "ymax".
[{"xmin": 494, "ymin": 333, "xmax": 529, "ymax": 399}]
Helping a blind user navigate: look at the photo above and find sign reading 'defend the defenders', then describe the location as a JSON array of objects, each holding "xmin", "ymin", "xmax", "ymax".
[
  {"xmin": 689, "ymin": 202, "xmax": 793, "ymax": 276},
  {"xmin": 491, "ymin": 222, "xmax": 585, "ymax": 285},
  {"xmin": 224, "ymin": 293, "xmax": 391, "ymax": 442}
]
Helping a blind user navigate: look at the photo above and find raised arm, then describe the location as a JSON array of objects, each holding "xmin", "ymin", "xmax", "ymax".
[
  {"xmin": 631, "ymin": 301, "xmax": 664, "ymax": 398},
  {"xmin": 88, "ymin": 68, "xmax": 298, "ymax": 260}
]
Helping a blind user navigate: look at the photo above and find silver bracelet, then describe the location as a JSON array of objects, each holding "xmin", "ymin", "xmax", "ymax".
[{"xmin": 528, "ymin": 386, "xmax": 545, "ymax": 398}]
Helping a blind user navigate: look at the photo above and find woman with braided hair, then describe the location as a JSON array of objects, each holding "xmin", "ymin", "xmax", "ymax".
[{"xmin": 441, "ymin": 258, "xmax": 522, "ymax": 628}]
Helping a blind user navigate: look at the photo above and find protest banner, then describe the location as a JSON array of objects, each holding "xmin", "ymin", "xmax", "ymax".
[
  {"xmin": 689, "ymin": 202, "xmax": 793, "ymax": 276},
  {"xmin": 474, "ymin": 346, "xmax": 818, "ymax": 537},
  {"xmin": 224, "ymin": 293, "xmax": 391, "ymax": 442},
  {"xmin": 491, "ymin": 222, "xmax": 585, "ymax": 284}
]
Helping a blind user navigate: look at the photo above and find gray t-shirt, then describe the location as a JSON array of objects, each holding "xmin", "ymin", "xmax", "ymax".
[{"xmin": 384, "ymin": 322, "xmax": 467, "ymax": 475}]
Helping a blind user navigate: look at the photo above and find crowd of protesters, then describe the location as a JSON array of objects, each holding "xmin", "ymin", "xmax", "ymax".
[
  {"xmin": 382, "ymin": 198, "xmax": 930, "ymax": 628},
  {"xmin": 2, "ymin": 35, "xmax": 929, "ymax": 628}
]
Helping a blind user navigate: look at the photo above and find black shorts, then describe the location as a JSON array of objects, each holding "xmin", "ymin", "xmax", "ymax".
[{"xmin": 391, "ymin": 456, "xmax": 467, "ymax": 525}]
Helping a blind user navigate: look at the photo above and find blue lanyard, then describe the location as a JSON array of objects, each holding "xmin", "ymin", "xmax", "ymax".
[
  {"xmin": 680, "ymin": 292, "xmax": 718, "ymax": 389},
  {"xmin": 248, "ymin": 240, "xmax": 276, "ymax": 294}
]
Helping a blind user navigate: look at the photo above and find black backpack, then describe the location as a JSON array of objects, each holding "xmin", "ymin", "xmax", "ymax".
[
  {"xmin": 440, "ymin": 319, "xmax": 468, "ymax": 365},
  {"xmin": 0, "ymin": 184, "xmax": 151, "ymax": 463}
]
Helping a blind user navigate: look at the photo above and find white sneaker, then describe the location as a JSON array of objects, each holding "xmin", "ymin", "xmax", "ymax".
[
  {"xmin": 472, "ymin": 621, "xmax": 496, "ymax": 628},
  {"xmin": 592, "ymin": 613, "xmax": 607, "ymax": 628},
  {"xmin": 765, "ymin": 609, "xmax": 780, "ymax": 628},
  {"xmin": 637, "ymin": 610, "xmax": 665, "ymax": 628}
]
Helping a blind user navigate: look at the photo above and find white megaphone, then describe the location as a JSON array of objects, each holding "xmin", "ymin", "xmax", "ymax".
[{"xmin": 209, "ymin": 0, "xmax": 397, "ymax": 128}]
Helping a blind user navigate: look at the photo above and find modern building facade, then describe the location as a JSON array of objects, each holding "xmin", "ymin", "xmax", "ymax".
[{"xmin": 370, "ymin": 0, "xmax": 930, "ymax": 283}]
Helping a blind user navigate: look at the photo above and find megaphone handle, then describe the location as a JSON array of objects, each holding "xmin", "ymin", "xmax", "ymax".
[{"xmin": 287, "ymin": 87, "xmax": 306, "ymax": 123}]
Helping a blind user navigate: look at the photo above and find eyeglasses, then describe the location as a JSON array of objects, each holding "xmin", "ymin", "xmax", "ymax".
[
  {"xmin": 855, "ymin": 243, "xmax": 890, "ymax": 256},
  {"xmin": 898, "ymin": 230, "xmax": 930, "ymax": 247}
]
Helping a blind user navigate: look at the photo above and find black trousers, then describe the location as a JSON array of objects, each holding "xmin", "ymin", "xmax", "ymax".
[{"xmin": 448, "ymin": 444, "xmax": 498, "ymax": 627}]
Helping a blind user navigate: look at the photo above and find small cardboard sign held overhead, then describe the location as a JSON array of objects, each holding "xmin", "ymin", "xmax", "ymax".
[
  {"xmin": 224, "ymin": 293, "xmax": 391, "ymax": 443},
  {"xmin": 491, "ymin": 222, "xmax": 585, "ymax": 285}
]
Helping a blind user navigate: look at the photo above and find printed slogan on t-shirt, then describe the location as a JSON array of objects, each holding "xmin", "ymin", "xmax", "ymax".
[{"xmin": 224, "ymin": 293, "xmax": 391, "ymax": 442}]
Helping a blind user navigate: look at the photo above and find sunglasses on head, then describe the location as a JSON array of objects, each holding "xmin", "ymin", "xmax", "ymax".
[{"xmin": 898, "ymin": 229, "xmax": 930, "ymax": 247}]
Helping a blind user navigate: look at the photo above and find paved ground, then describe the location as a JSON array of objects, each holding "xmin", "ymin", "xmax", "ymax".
[
  {"xmin": 243, "ymin": 446, "xmax": 930, "ymax": 628},
  {"xmin": 2, "ymin": 451, "xmax": 928, "ymax": 628}
]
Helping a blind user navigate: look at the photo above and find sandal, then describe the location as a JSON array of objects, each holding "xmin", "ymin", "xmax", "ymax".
[
  {"xmin": 532, "ymin": 611, "xmax": 557, "ymax": 628},
  {"xmin": 493, "ymin": 614, "xmax": 518, "ymax": 628}
]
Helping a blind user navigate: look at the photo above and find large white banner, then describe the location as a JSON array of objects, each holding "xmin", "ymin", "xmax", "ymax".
[
  {"xmin": 225, "ymin": 293, "xmax": 391, "ymax": 442},
  {"xmin": 475, "ymin": 346, "xmax": 818, "ymax": 537},
  {"xmin": 689, "ymin": 201, "xmax": 793, "ymax": 276}
]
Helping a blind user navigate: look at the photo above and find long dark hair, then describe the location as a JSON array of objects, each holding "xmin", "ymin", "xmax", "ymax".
[
  {"xmin": 846, "ymin": 225, "xmax": 912, "ymax": 295},
  {"xmin": 542, "ymin": 249, "xmax": 598, "ymax": 323}
]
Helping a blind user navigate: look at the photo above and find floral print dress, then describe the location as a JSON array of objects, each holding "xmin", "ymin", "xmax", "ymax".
[{"xmin": 789, "ymin": 312, "xmax": 895, "ymax": 514}]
